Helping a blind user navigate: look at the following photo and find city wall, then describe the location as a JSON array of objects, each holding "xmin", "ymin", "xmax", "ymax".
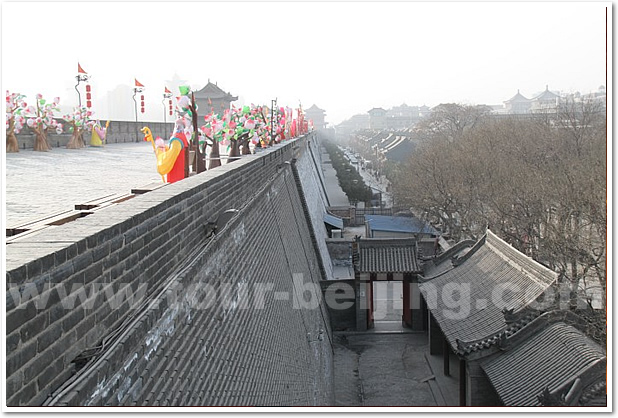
[
  {"xmin": 12, "ymin": 120, "xmax": 174, "ymax": 150},
  {"xmin": 6, "ymin": 133, "xmax": 335, "ymax": 406}
]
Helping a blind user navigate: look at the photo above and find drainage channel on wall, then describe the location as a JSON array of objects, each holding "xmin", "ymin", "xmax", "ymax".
[{"xmin": 6, "ymin": 182, "xmax": 166, "ymax": 243}]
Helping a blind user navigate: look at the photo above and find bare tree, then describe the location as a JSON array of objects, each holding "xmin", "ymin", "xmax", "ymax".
[{"xmin": 395, "ymin": 100, "xmax": 606, "ymax": 317}]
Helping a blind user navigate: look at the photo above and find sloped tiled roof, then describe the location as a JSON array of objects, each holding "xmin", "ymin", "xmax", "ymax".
[
  {"xmin": 504, "ymin": 90, "xmax": 530, "ymax": 103},
  {"xmin": 418, "ymin": 230, "xmax": 557, "ymax": 351},
  {"xmin": 422, "ymin": 239, "xmax": 475, "ymax": 278},
  {"xmin": 194, "ymin": 82, "xmax": 237, "ymax": 100},
  {"xmin": 482, "ymin": 322, "xmax": 606, "ymax": 406},
  {"xmin": 357, "ymin": 238, "xmax": 421, "ymax": 273},
  {"xmin": 533, "ymin": 86, "xmax": 560, "ymax": 101},
  {"xmin": 384, "ymin": 139, "xmax": 416, "ymax": 162},
  {"xmin": 305, "ymin": 104, "xmax": 324, "ymax": 112}
]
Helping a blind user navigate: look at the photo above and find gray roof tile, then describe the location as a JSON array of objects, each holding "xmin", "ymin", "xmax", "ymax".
[
  {"xmin": 419, "ymin": 230, "xmax": 557, "ymax": 351},
  {"xmin": 357, "ymin": 239, "xmax": 420, "ymax": 273},
  {"xmin": 481, "ymin": 323, "xmax": 606, "ymax": 406}
]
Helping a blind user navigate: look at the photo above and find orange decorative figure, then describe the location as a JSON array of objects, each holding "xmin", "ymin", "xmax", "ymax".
[
  {"xmin": 165, "ymin": 130, "xmax": 189, "ymax": 183},
  {"xmin": 142, "ymin": 125, "xmax": 188, "ymax": 183}
]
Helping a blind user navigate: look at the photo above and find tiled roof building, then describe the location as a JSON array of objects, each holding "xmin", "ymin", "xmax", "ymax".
[
  {"xmin": 530, "ymin": 85, "xmax": 561, "ymax": 113},
  {"xmin": 351, "ymin": 237, "xmax": 425, "ymax": 331},
  {"xmin": 503, "ymin": 90, "xmax": 531, "ymax": 114},
  {"xmin": 482, "ymin": 318, "xmax": 606, "ymax": 406},
  {"xmin": 418, "ymin": 229, "xmax": 606, "ymax": 406},
  {"xmin": 367, "ymin": 108, "xmax": 387, "ymax": 130},
  {"xmin": 356, "ymin": 238, "xmax": 422, "ymax": 274},
  {"xmin": 305, "ymin": 104, "xmax": 327, "ymax": 129},
  {"xmin": 420, "ymin": 230, "xmax": 557, "ymax": 353},
  {"xmin": 193, "ymin": 81, "xmax": 238, "ymax": 116}
]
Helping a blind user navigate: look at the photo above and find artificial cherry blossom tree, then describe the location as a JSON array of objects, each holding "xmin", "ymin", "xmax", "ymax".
[
  {"xmin": 23, "ymin": 94, "xmax": 62, "ymax": 151},
  {"xmin": 5, "ymin": 91, "xmax": 27, "ymax": 152},
  {"xmin": 63, "ymin": 106, "xmax": 93, "ymax": 149}
]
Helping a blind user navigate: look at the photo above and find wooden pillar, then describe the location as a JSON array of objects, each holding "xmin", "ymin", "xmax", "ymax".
[
  {"xmin": 367, "ymin": 279, "xmax": 374, "ymax": 329},
  {"xmin": 410, "ymin": 274, "xmax": 423, "ymax": 331},
  {"xmin": 428, "ymin": 313, "xmax": 443, "ymax": 355},
  {"xmin": 420, "ymin": 295, "xmax": 429, "ymax": 331},
  {"xmin": 443, "ymin": 339, "xmax": 450, "ymax": 376},
  {"xmin": 402, "ymin": 274, "xmax": 412, "ymax": 327},
  {"xmin": 459, "ymin": 359, "xmax": 467, "ymax": 406},
  {"xmin": 365, "ymin": 280, "xmax": 375, "ymax": 329}
]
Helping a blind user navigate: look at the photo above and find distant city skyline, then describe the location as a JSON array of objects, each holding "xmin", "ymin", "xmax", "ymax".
[{"xmin": 2, "ymin": 2, "xmax": 609, "ymax": 126}]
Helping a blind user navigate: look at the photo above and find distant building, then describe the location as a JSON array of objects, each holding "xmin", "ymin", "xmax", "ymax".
[
  {"xmin": 164, "ymin": 73, "xmax": 190, "ymax": 99},
  {"xmin": 305, "ymin": 104, "xmax": 327, "ymax": 129},
  {"xmin": 385, "ymin": 103, "xmax": 420, "ymax": 129},
  {"xmin": 336, "ymin": 114, "xmax": 370, "ymax": 139},
  {"xmin": 193, "ymin": 81, "xmax": 238, "ymax": 116},
  {"xmin": 103, "ymin": 84, "xmax": 136, "ymax": 121},
  {"xmin": 418, "ymin": 105, "xmax": 431, "ymax": 118},
  {"xmin": 368, "ymin": 107, "xmax": 387, "ymax": 130},
  {"xmin": 530, "ymin": 85, "xmax": 561, "ymax": 113},
  {"xmin": 504, "ymin": 90, "xmax": 531, "ymax": 114},
  {"xmin": 500, "ymin": 85, "xmax": 605, "ymax": 115}
]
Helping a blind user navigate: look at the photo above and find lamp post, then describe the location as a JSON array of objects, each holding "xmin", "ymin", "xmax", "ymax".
[
  {"xmin": 163, "ymin": 87, "xmax": 173, "ymax": 140},
  {"xmin": 270, "ymin": 98, "xmax": 277, "ymax": 145},
  {"xmin": 75, "ymin": 63, "xmax": 90, "ymax": 107},
  {"xmin": 133, "ymin": 79, "xmax": 144, "ymax": 142}
]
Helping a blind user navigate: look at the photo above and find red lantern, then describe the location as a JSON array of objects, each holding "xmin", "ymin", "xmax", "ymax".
[
  {"xmin": 86, "ymin": 92, "xmax": 92, "ymax": 100},
  {"xmin": 87, "ymin": 100, "xmax": 92, "ymax": 108},
  {"xmin": 141, "ymin": 95, "xmax": 144, "ymax": 101},
  {"xmin": 86, "ymin": 85, "xmax": 91, "ymax": 92},
  {"xmin": 141, "ymin": 107, "xmax": 145, "ymax": 114}
]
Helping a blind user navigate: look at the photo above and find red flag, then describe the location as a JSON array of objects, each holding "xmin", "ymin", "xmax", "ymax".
[
  {"xmin": 135, "ymin": 79, "xmax": 144, "ymax": 87},
  {"xmin": 164, "ymin": 87, "xmax": 171, "ymax": 94},
  {"xmin": 77, "ymin": 63, "xmax": 87, "ymax": 74}
]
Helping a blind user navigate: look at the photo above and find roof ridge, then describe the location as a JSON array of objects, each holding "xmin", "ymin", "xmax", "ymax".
[
  {"xmin": 485, "ymin": 230, "xmax": 557, "ymax": 290},
  {"xmin": 500, "ymin": 310, "xmax": 606, "ymax": 352},
  {"xmin": 452, "ymin": 233, "xmax": 486, "ymax": 266}
]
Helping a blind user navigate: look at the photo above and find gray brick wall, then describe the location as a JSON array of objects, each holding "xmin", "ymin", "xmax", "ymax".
[
  {"xmin": 6, "ymin": 135, "xmax": 334, "ymax": 406},
  {"xmin": 13, "ymin": 120, "xmax": 174, "ymax": 150},
  {"xmin": 466, "ymin": 359, "xmax": 502, "ymax": 406},
  {"xmin": 320, "ymin": 279, "xmax": 356, "ymax": 331}
]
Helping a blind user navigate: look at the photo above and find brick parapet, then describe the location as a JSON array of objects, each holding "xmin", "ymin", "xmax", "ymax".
[{"xmin": 6, "ymin": 134, "xmax": 334, "ymax": 406}]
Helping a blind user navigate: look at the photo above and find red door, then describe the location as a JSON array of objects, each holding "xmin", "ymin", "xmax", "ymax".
[{"xmin": 367, "ymin": 281, "xmax": 374, "ymax": 329}]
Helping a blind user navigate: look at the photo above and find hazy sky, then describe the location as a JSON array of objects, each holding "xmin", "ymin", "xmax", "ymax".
[{"xmin": 2, "ymin": 1, "xmax": 610, "ymax": 126}]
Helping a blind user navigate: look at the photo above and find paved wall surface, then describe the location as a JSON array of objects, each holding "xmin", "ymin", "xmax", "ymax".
[
  {"xmin": 5, "ymin": 143, "xmax": 163, "ymax": 226},
  {"xmin": 6, "ymin": 134, "xmax": 334, "ymax": 406}
]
